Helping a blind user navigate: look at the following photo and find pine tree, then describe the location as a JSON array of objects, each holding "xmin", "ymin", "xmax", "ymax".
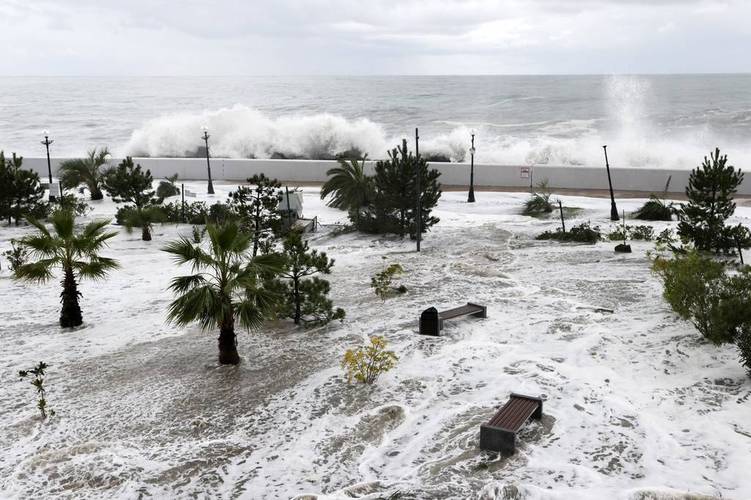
[
  {"xmin": 678, "ymin": 148, "xmax": 750, "ymax": 253},
  {"xmin": 228, "ymin": 174, "xmax": 283, "ymax": 256},
  {"xmin": 270, "ymin": 230, "xmax": 345, "ymax": 327},
  {"xmin": 102, "ymin": 157, "xmax": 162, "ymax": 241},
  {"xmin": 370, "ymin": 140, "xmax": 441, "ymax": 237}
]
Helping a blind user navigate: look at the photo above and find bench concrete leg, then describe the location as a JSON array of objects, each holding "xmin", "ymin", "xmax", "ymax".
[{"xmin": 480, "ymin": 425, "xmax": 516, "ymax": 454}]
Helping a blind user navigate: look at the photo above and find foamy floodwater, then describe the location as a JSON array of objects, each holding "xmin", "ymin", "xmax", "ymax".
[{"xmin": 1, "ymin": 185, "xmax": 750, "ymax": 499}]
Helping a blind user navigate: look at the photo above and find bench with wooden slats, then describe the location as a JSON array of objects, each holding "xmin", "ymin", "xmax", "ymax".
[
  {"xmin": 480, "ymin": 393, "xmax": 543, "ymax": 453},
  {"xmin": 419, "ymin": 302, "xmax": 487, "ymax": 336}
]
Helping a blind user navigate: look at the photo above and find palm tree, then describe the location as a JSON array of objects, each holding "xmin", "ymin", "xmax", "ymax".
[
  {"xmin": 14, "ymin": 210, "xmax": 119, "ymax": 327},
  {"xmin": 163, "ymin": 221, "xmax": 283, "ymax": 364},
  {"xmin": 58, "ymin": 148, "xmax": 111, "ymax": 200},
  {"xmin": 320, "ymin": 156, "xmax": 373, "ymax": 226}
]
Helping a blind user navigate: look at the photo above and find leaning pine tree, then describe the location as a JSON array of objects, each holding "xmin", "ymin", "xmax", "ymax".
[
  {"xmin": 163, "ymin": 221, "xmax": 284, "ymax": 364},
  {"xmin": 14, "ymin": 210, "xmax": 119, "ymax": 327},
  {"xmin": 102, "ymin": 157, "xmax": 162, "ymax": 241},
  {"xmin": 678, "ymin": 148, "xmax": 751, "ymax": 253}
]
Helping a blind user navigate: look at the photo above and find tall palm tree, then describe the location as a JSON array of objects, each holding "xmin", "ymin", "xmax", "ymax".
[
  {"xmin": 58, "ymin": 148, "xmax": 111, "ymax": 200},
  {"xmin": 14, "ymin": 210, "xmax": 119, "ymax": 327},
  {"xmin": 163, "ymin": 221, "xmax": 283, "ymax": 364},
  {"xmin": 320, "ymin": 156, "xmax": 373, "ymax": 226}
]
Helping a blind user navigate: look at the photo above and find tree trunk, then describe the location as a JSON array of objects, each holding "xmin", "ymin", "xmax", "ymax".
[
  {"xmin": 293, "ymin": 276, "xmax": 301, "ymax": 325},
  {"xmin": 218, "ymin": 314, "xmax": 240, "ymax": 365},
  {"xmin": 90, "ymin": 187, "xmax": 104, "ymax": 201},
  {"xmin": 141, "ymin": 224, "xmax": 152, "ymax": 241},
  {"xmin": 60, "ymin": 266, "xmax": 83, "ymax": 327}
]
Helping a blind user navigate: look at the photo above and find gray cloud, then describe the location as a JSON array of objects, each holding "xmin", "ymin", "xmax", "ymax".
[{"xmin": 0, "ymin": 0, "xmax": 748, "ymax": 74}]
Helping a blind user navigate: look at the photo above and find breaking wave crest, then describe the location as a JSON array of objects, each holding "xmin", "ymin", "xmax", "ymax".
[{"xmin": 123, "ymin": 99, "xmax": 751, "ymax": 169}]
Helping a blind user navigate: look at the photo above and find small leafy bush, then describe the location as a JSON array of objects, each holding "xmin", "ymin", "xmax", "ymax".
[
  {"xmin": 116, "ymin": 201, "xmax": 234, "ymax": 226},
  {"xmin": 3, "ymin": 239, "xmax": 28, "ymax": 272},
  {"xmin": 371, "ymin": 263, "xmax": 406, "ymax": 301},
  {"xmin": 522, "ymin": 181, "xmax": 554, "ymax": 216},
  {"xmin": 633, "ymin": 195, "xmax": 674, "ymax": 221},
  {"xmin": 652, "ymin": 252, "xmax": 751, "ymax": 345},
  {"xmin": 537, "ymin": 222, "xmax": 601, "ymax": 244},
  {"xmin": 19, "ymin": 362, "xmax": 55, "ymax": 419},
  {"xmin": 606, "ymin": 224, "xmax": 655, "ymax": 242},
  {"xmin": 57, "ymin": 193, "xmax": 90, "ymax": 216},
  {"xmin": 156, "ymin": 174, "xmax": 181, "ymax": 201},
  {"xmin": 341, "ymin": 336, "xmax": 398, "ymax": 384}
]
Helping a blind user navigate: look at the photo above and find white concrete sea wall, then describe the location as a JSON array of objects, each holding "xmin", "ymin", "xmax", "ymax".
[{"xmin": 19, "ymin": 157, "xmax": 750, "ymax": 195}]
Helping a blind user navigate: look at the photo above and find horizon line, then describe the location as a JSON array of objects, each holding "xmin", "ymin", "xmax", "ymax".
[{"xmin": 3, "ymin": 72, "xmax": 751, "ymax": 78}]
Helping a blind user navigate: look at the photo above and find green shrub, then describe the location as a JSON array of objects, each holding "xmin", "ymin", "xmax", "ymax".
[
  {"xmin": 3, "ymin": 239, "xmax": 28, "ymax": 272},
  {"xmin": 606, "ymin": 224, "xmax": 655, "ymax": 242},
  {"xmin": 156, "ymin": 174, "xmax": 180, "ymax": 201},
  {"xmin": 371, "ymin": 263, "xmax": 406, "ymax": 301},
  {"xmin": 522, "ymin": 181, "xmax": 554, "ymax": 216},
  {"xmin": 651, "ymin": 251, "xmax": 750, "ymax": 345},
  {"xmin": 341, "ymin": 336, "xmax": 398, "ymax": 384},
  {"xmin": 633, "ymin": 195, "xmax": 674, "ymax": 221},
  {"xmin": 537, "ymin": 222, "xmax": 601, "ymax": 244},
  {"xmin": 57, "ymin": 193, "xmax": 90, "ymax": 216}
]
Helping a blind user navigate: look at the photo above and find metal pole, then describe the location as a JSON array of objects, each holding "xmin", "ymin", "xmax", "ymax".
[
  {"xmin": 203, "ymin": 131, "xmax": 215, "ymax": 195},
  {"xmin": 415, "ymin": 127, "xmax": 421, "ymax": 252},
  {"xmin": 603, "ymin": 145, "xmax": 619, "ymax": 221},
  {"xmin": 181, "ymin": 183, "xmax": 186, "ymax": 222},
  {"xmin": 468, "ymin": 133, "xmax": 476, "ymax": 203},
  {"xmin": 558, "ymin": 199, "xmax": 566, "ymax": 233},
  {"xmin": 41, "ymin": 134, "xmax": 55, "ymax": 201}
]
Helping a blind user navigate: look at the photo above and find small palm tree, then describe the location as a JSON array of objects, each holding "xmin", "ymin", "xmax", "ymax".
[
  {"xmin": 14, "ymin": 210, "xmax": 119, "ymax": 327},
  {"xmin": 59, "ymin": 148, "xmax": 111, "ymax": 200},
  {"xmin": 320, "ymin": 156, "xmax": 373, "ymax": 226},
  {"xmin": 163, "ymin": 221, "xmax": 284, "ymax": 364}
]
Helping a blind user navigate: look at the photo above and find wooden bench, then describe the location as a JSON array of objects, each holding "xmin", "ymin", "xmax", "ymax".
[
  {"xmin": 419, "ymin": 302, "xmax": 487, "ymax": 336},
  {"xmin": 480, "ymin": 393, "xmax": 543, "ymax": 453}
]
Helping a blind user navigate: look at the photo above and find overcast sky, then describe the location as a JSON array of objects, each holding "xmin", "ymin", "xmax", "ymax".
[{"xmin": 2, "ymin": 0, "xmax": 749, "ymax": 75}]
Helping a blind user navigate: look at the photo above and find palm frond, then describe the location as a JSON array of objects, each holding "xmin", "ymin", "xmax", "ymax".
[
  {"xmin": 18, "ymin": 234, "xmax": 59, "ymax": 258},
  {"xmin": 166, "ymin": 285, "xmax": 223, "ymax": 330},
  {"xmin": 74, "ymin": 256, "xmax": 120, "ymax": 280},
  {"xmin": 168, "ymin": 274, "xmax": 208, "ymax": 294},
  {"xmin": 162, "ymin": 237, "xmax": 215, "ymax": 271},
  {"xmin": 50, "ymin": 210, "xmax": 75, "ymax": 239},
  {"xmin": 14, "ymin": 260, "xmax": 56, "ymax": 282}
]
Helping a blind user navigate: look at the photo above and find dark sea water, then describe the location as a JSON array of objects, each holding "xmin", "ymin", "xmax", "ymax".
[{"xmin": 1, "ymin": 75, "xmax": 750, "ymax": 168}]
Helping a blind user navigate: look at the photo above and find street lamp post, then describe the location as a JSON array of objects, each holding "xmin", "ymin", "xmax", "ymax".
[
  {"xmin": 41, "ymin": 130, "xmax": 55, "ymax": 201},
  {"xmin": 415, "ymin": 127, "xmax": 421, "ymax": 252},
  {"xmin": 468, "ymin": 132, "xmax": 476, "ymax": 203},
  {"xmin": 602, "ymin": 145, "xmax": 619, "ymax": 221},
  {"xmin": 201, "ymin": 126, "xmax": 215, "ymax": 195}
]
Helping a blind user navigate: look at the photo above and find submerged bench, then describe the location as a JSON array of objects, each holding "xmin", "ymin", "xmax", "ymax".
[
  {"xmin": 419, "ymin": 302, "xmax": 487, "ymax": 336},
  {"xmin": 480, "ymin": 393, "xmax": 543, "ymax": 454}
]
